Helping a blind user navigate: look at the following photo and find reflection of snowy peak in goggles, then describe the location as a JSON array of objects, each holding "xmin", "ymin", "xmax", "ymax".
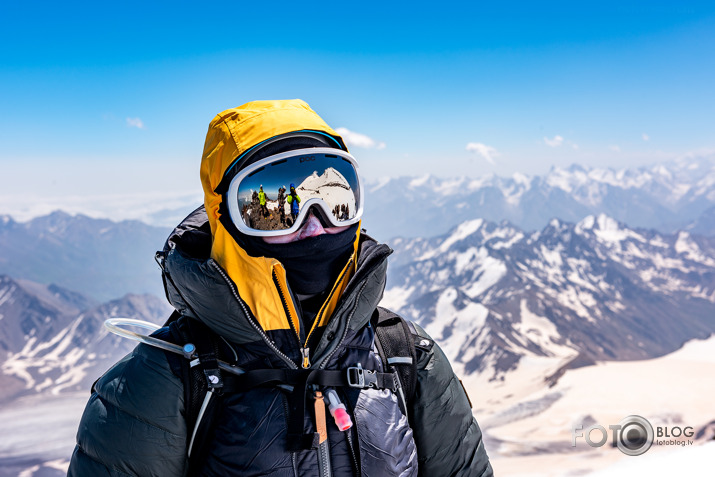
[
  {"xmin": 226, "ymin": 148, "xmax": 363, "ymax": 236},
  {"xmin": 297, "ymin": 168, "xmax": 356, "ymax": 210}
]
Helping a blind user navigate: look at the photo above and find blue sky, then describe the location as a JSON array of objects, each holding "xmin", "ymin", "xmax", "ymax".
[{"xmin": 1, "ymin": 1, "xmax": 714, "ymax": 204}]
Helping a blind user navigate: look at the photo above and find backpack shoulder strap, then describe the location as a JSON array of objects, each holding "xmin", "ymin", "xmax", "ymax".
[
  {"xmin": 161, "ymin": 314, "xmax": 229, "ymax": 472},
  {"xmin": 373, "ymin": 306, "xmax": 418, "ymax": 415}
]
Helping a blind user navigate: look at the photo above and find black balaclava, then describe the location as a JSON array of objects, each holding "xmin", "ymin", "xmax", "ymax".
[
  {"xmin": 243, "ymin": 222, "xmax": 359, "ymax": 296},
  {"xmin": 224, "ymin": 135, "xmax": 359, "ymax": 298}
]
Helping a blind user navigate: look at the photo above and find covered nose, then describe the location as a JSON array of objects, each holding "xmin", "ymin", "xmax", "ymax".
[{"xmin": 296, "ymin": 213, "xmax": 325, "ymax": 240}]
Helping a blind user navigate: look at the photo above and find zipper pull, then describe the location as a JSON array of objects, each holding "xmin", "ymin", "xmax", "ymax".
[
  {"xmin": 314, "ymin": 390, "xmax": 328, "ymax": 444},
  {"xmin": 301, "ymin": 347, "xmax": 311, "ymax": 369}
]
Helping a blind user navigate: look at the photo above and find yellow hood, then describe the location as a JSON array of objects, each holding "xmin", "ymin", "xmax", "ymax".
[{"xmin": 200, "ymin": 99, "xmax": 359, "ymax": 342}]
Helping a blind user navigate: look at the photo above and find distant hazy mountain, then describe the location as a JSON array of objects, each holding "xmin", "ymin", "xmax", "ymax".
[
  {"xmin": 4, "ymin": 155, "xmax": 715, "ymax": 245},
  {"xmin": 0, "ymin": 275, "xmax": 171, "ymax": 404},
  {"xmin": 364, "ymin": 154, "xmax": 715, "ymax": 240},
  {"xmin": 687, "ymin": 205, "xmax": 715, "ymax": 236},
  {"xmin": 0, "ymin": 211, "xmax": 171, "ymax": 302},
  {"xmin": 381, "ymin": 215, "xmax": 715, "ymax": 383}
]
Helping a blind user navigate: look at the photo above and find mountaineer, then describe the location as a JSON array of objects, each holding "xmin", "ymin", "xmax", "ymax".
[
  {"xmin": 287, "ymin": 183, "xmax": 301, "ymax": 224},
  {"xmin": 258, "ymin": 185, "xmax": 268, "ymax": 217},
  {"xmin": 67, "ymin": 99, "xmax": 493, "ymax": 476}
]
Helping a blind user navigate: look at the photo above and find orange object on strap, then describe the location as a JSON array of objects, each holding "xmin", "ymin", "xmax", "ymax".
[{"xmin": 314, "ymin": 391, "xmax": 328, "ymax": 444}]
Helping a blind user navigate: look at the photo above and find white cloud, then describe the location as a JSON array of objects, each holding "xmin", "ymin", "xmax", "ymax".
[
  {"xmin": 335, "ymin": 127, "xmax": 385, "ymax": 149},
  {"xmin": 642, "ymin": 133, "xmax": 650, "ymax": 141},
  {"xmin": 126, "ymin": 117, "xmax": 145, "ymax": 129},
  {"xmin": 466, "ymin": 142, "xmax": 499, "ymax": 164},
  {"xmin": 572, "ymin": 144, "xmax": 579, "ymax": 150},
  {"xmin": 544, "ymin": 135, "xmax": 564, "ymax": 147},
  {"xmin": 610, "ymin": 145, "xmax": 621, "ymax": 152}
]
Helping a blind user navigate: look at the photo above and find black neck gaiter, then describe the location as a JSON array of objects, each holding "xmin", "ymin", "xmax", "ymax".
[{"xmin": 240, "ymin": 224, "xmax": 359, "ymax": 296}]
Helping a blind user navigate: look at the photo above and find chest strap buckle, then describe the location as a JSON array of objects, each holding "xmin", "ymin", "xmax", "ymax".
[{"xmin": 346, "ymin": 364, "xmax": 378, "ymax": 389}]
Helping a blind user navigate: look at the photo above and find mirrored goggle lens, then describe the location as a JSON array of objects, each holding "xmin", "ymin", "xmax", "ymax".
[{"xmin": 234, "ymin": 153, "xmax": 360, "ymax": 232}]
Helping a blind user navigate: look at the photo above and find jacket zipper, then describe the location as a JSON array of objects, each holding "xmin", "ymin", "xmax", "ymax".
[
  {"xmin": 319, "ymin": 279, "xmax": 369, "ymax": 370},
  {"xmin": 273, "ymin": 258, "xmax": 353, "ymax": 369},
  {"xmin": 311, "ymin": 243, "xmax": 389, "ymax": 371},
  {"xmin": 272, "ymin": 270, "xmax": 307, "ymax": 366},
  {"xmin": 345, "ymin": 427, "xmax": 360, "ymax": 476},
  {"xmin": 318, "ymin": 438, "xmax": 332, "ymax": 477},
  {"xmin": 316, "ymin": 245, "xmax": 392, "ymax": 368},
  {"xmin": 210, "ymin": 260, "xmax": 297, "ymax": 370}
]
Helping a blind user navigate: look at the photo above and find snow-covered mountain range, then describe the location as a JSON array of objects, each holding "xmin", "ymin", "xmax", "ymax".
[
  {"xmin": 381, "ymin": 214, "xmax": 715, "ymax": 383},
  {"xmin": 1, "ymin": 209, "xmax": 713, "ymax": 400},
  {"xmin": 364, "ymin": 154, "xmax": 715, "ymax": 239},
  {"xmin": 378, "ymin": 213, "xmax": 715, "ymax": 472},
  {"xmin": 1, "ymin": 155, "xmax": 715, "ymax": 475},
  {"xmin": 0, "ymin": 275, "xmax": 171, "ymax": 405}
]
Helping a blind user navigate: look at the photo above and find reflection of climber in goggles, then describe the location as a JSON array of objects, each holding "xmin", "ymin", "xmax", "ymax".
[
  {"xmin": 227, "ymin": 148, "xmax": 363, "ymax": 237},
  {"xmin": 287, "ymin": 183, "xmax": 301, "ymax": 222}
]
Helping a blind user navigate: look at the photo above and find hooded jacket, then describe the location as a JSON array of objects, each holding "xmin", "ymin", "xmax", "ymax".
[{"xmin": 68, "ymin": 100, "xmax": 493, "ymax": 477}]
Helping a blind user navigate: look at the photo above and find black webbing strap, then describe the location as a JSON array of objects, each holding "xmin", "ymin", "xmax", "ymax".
[
  {"xmin": 373, "ymin": 307, "xmax": 418, "ymax": 415},
  {"xmin": 185, "ymin": 318, "xmax": 224, "ymax": 391},
  {"xmin": 221, "ymin": 367, "xmax": 398, "ymax": 450},
  {"xmin": 163, "ymin": 315, "xmax": 229, "ymax": 474},
  {"xmin": 221, "ymin": 368, "xmax": 398, "ymax": 393}
]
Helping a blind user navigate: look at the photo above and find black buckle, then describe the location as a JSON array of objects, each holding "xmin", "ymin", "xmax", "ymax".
[{"xmin": 347, "ymin": 364, "xmax": 377, "ymax": 389}]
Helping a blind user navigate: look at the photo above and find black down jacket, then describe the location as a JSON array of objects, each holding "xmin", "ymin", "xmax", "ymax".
[{"xmin": 68, "ymin": 209, "xmax": 493, "ymax": 477}]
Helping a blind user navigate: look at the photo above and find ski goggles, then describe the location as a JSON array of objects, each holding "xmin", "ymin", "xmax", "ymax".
[{"xmin": 225, "ymin": 147, "xmax": 364, "ymax": 237}]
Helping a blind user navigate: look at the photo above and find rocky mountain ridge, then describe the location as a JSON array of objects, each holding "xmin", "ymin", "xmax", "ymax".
[{"xmin": 381, "ymin": 214, "xmax": 715, "ymax": 383}]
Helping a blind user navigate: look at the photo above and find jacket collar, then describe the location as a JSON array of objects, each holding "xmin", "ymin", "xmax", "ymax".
[{"xmin": 160, "ymin": 206, "xmax": 391, "ymax": 351}]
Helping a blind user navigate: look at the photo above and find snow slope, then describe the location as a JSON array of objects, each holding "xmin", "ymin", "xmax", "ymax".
[
  {"xmin": 485, "ymin": 336, "xmax": 715, "ymax": 476},
  {"xmin": 0, "ymin": 393, "xmax": 85, "ymax": 477}
]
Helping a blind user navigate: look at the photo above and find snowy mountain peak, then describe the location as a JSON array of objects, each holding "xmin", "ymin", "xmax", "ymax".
[
  {"xmin": 575, "ymin": 214, "xmax": 650, "ymax": 248},
  {"xmin": 548, "ymin": 218, "xmax": 564, "ymax": 228},
  {"xmin": 416, "ymin": 219, "xmax": 487, "ymax": 260},
  {"xmin": 575, "ymin": 213, "xmax": 621, "ymax": 232},
  {"xmin": 441, "ymin": 219, "xmax": 484, "ymax": 248},
  {"xmin": 511, "ymin": 172, "xmax": 531, "ymax": 187},
  {"xmin": 409, "ymin": 174, "xmax": 432, "ymax": 188},
  {"xmin": 594, "ymin": 213, "xmax": 620, "ymax": 231},
  {"xmin": 299, "ymin": 167, "xmax": 350, "ymax": 191},
  {"xmin": 298, "ymin": 167, "xmax": 350, "ymax": 190},
  {"xmin": 296, "ymin": 167, "xmax": 356, "ymax": 215},
  {"xmin": 576, "ymin": 214, "xmax": 596, "ymax": 231}
]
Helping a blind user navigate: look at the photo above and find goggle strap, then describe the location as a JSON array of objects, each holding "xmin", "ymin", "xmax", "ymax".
[{"xmin": 215, "ymin": 131, "xmax": 346, "ymax": 195}]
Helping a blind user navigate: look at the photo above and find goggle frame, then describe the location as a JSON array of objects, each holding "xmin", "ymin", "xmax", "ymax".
[{"xmin": 225, "ymin": 147, "xmax": 364, "ymax": 237}]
